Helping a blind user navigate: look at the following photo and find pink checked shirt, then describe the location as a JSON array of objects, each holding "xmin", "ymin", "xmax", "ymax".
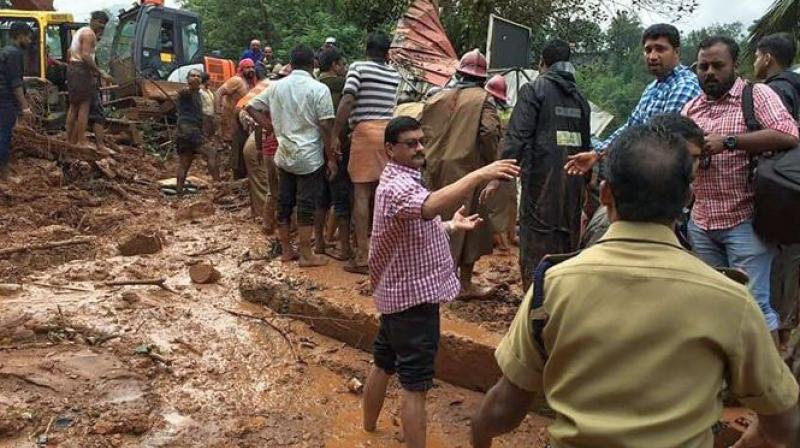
[
  {"xmin": 683, "ymin": 78, "xmax": 798, "ymax": 230},
  {"xmin": 369, "ymin": 161, "xmax": 460, "ymax": 314}
]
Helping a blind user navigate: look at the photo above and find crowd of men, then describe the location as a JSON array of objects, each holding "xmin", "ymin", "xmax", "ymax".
[{"xmin": 2, "ymin": 12, "xmax": 800, "ymax": 447}]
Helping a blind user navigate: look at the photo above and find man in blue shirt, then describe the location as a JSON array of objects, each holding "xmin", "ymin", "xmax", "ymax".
[
  {"xmin": 241, "ymin": 39, "xmax": 263, "ymax": 65},
  {"xmin": 565, "ymin": 24, "xmax": 701, "ymax": 176},
  {"xmin": 0, "ymin": 21, "xmax": 33, "ymax": 182}
]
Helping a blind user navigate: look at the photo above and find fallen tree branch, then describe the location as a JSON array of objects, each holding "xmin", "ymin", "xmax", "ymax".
[
  {"xmin": 186, "ymin": 244, "xmax": 231, "ymax": 257},
  {"xmin": 29, "ymin": 282, "xmax": 93, "ymax": 292},
  {"xmin": 219, "ymin": 307, "xmax": 302, "ymax": 364},
  {"xmin": 0, "ymin": 237, "xmax": 95, "ymax": 258},
  {"xmin": 101, "ymin": 278, "xmax": 176, "ymax": 294}
]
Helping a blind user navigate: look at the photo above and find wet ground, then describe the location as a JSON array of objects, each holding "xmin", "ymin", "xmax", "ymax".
[{"xmin": 0, "ymin": 152, "xmax": 549, "ymax": 446}]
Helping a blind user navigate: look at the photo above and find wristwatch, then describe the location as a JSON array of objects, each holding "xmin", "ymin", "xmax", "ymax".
[{"xmin": 723, "ymin": 135, "xmax": 737, "ymax": 151}]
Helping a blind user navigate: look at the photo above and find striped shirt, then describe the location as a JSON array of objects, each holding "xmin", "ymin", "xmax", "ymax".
[
  {"xmin": 369, "ymin": 161, "xmax": 460, "ymax": 314},
  {"xmin": 683, "ymin": 78, "xmax": 799, "ymax": 230},
  {"xmin": 343, "ymin": 60, "xmax": 400, "ymax": 126}
]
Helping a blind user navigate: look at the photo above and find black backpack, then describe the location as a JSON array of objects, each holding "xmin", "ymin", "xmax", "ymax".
[{"xmin": 742, "ymin": 83, "xmax": 800, "ymax": 244}]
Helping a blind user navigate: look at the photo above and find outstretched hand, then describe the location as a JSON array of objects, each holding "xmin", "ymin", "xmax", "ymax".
[
  {"xmin": 478, "ymin": 159, "xmax": 520, "ymax": 182},
  {"xmin": 451, "ymin": 205, "xmax": 483, "ymax": 231},
  {"xmin": 479, "ymin": 180, "xmax": 500, "ymax": 205},
  {"xmin": 564, "ymin": 151, "xmax": 600, "ymax": 176}
]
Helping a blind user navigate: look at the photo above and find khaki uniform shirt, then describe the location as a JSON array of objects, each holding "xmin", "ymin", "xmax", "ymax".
[{"xmin": 496, "ymin": 221, "xmax": 798, "ymax": 448}]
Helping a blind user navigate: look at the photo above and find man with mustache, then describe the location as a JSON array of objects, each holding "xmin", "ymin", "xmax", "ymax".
[{"xmin": 683, "ymin": 36, "xmax": 799, "ymax": 339}]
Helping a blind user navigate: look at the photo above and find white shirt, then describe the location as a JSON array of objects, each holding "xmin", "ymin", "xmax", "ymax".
[
  {"xmin": 199, "ymin": 88, "xmax": 215, "ymax": 116},
  {"xmin": 247, "ymin": 70, "xmax": 334, "ymax": 175},
  {"xmin": 69, "ymin": 27, "xmax": 96, "ymax": 62}
]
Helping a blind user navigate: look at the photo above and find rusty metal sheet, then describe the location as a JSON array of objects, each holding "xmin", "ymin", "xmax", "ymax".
[
  {"xmin": 390, "ymin": 0, "xmax": 458, "ymax": 87},
  {"xmin": 9, "ymin": 0, "xmax": 54, "ymax": 10}
]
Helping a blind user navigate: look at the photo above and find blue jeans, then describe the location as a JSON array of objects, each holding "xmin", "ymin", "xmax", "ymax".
[
  {"xmin": 688, "ymin": 219, "xmax": 779, "ymax": 331},
  {"xmin": 0, "ymin": 103, "xmax": 18, "ymax": 167}
]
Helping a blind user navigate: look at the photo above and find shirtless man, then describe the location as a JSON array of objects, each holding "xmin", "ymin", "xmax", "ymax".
[
  {"xmin": 216, "ymin": 59, "xmax": 257, "ymax": 178},
  {"xmin": 66, "ymin": 11, "xmax": 112, "ymax": 150}
]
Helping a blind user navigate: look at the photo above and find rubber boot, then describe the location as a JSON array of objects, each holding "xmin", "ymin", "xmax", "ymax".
[
  {"xmin": 298, "ymin": 226, "xmax": 328, "ymax": 267},
  {"xmin": 278, "ymin": 224, "xmax": 297, "ymax": 262}
]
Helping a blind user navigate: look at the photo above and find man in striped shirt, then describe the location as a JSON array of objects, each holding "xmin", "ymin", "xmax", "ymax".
[{"xmin": 332, "ymin": 31, "xmax": 401, "ymax": 274}]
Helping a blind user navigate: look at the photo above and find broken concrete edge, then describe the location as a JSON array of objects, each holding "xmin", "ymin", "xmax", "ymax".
[{"xmin": 238, "ymin": 272, "xmax": 504, "ymax": 393}]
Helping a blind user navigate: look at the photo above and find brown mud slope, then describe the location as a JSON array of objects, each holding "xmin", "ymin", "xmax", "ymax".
[{"xmin": 0, "ymin": 151, "xmax": 549, "ymax": 446}]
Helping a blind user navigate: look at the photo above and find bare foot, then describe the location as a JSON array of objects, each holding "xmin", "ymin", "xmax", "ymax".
[
  {"xmin": 299, "ymin": 254, "xmax": 328, "ymax": 267},
  {"xmin": 324, "ymin": 247, "xmax": 351, "ymax": 261},
  {"xmin": 457, "ymin": 284, "xmax": 496, "ymax": 300},
  {"xmin": 343, "ymin": 263, "xmax": 369, "ymax": 275}
]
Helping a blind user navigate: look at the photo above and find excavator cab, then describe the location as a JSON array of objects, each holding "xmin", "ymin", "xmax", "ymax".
[{"xmin": 110, "ymin": 2, "xmax": 204, "ymax": 83}]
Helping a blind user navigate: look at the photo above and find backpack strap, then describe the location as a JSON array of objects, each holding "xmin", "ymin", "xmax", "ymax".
[
  {"xmin": 530, "ymin": 251, "xmax": 581, "ymax": 361},
  {"xmin": 741, "ymin": 83, "xmax": 762, "ymax": 132}
]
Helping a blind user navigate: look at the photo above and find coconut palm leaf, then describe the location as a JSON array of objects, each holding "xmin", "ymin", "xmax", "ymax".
[{"xmin": 745, "ymin": 0, "xmax": 800, "ymax": 60}]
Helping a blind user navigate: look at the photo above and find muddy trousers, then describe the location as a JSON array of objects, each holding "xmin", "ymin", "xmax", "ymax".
[
  {"xmin": 243, "ymin": 134, "xmax": 270, "ymax": 218},
  {"xmin": 0, "ymin": 103, "xmax": 17, "ymax": 167},
  {"xmin": 519, "ymin": 226, "xmax": 572, "ymax": 293}
]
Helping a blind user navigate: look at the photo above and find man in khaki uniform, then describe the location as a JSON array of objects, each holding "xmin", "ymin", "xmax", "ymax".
[
  {"xmin": 420, "ymin": 49, "xmax": 501, "ymax": 299},
  {"xmin": 471, "ymin": 124, "xmax": 800, "ymax": 447}
]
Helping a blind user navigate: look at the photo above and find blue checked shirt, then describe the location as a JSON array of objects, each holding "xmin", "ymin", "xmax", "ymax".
[{"xmin": 596, "ymin": 65, "xmax": 701, "ymax": 152}]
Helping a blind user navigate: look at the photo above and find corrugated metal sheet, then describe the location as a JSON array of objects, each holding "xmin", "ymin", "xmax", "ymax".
[{"xmin": 389, "ymin": 0, "xmax": 458, "ymax": 87}]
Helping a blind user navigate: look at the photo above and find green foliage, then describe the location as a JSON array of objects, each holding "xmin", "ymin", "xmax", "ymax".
[
  {"xmin": 681, "ymin": 22, "xmax": 746, "ymax": 66},
  {"xmin": 746, "ymin": 0, "xmax": 800, "ymax": 63}
]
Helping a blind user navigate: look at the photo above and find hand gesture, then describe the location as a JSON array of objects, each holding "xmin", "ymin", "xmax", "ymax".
[
  {"xmin": 451, "ymin": 205, "xmax": 483, "ymax": 231},
  {"xmin": 564, "ymin": 151, "xmax": 599, "ymax": 176},
  {"xmin": 477, "ymin": 159, "xmax": 520, "ymax": 182},
  {"xmin": 479, "ymin": 180, "xmax": 501, "ymax": 205}
]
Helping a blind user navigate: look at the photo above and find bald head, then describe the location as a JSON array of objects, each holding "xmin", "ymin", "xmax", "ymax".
[{"xmin": 604, "ymin": 124, "xmax": 694, "ymax": 223}]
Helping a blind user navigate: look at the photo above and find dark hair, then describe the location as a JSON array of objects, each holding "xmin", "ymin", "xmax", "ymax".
[
  {"xmin": 91, "ymin": 11, "xmax": 110, "ymax": 23},
  {"xmin": 9, "ymin": 21, "xmax": 33, "ymax": 39},
  {"xmin": 200, "ymin": 71, "xmax": 210, "ymax": 84},
  {"xmin": 757, "ymin": 33, "xmax": 797, "ymax": 68},
  {"xmin": 649, "ymin": 113, "xmax": 705, "ymax": 148},
  {"xmin": 366, "ymin": 31, "xmax": 391, "ymax": 59},
  {"xmin": 605, "ymin": 124, "xmax": 693, "ymax": 222},
  {"xmin": 642, "ymin": 23, "xmax": 681, "ymax": 49},
  {"xmin": 385, "ymin": 116, "xmax": 421, "ymax": 144},
  {"xmin": 698, "ymin": 35, "xmax": 740, "ymax": 62},
  {"xmin": 186, "ymin": 68, "xmax": 203, "ymax": 80},
  {"xmin": 318, "ymin": 47, "xmax": 344, "ymax": 72},
  {"xmin": 541, "ymin": 39, "xmax": 571, "ymax": 66},
  {"xmin": 290, "ymin": 44, "xmax": 315, "ymax": 70}
]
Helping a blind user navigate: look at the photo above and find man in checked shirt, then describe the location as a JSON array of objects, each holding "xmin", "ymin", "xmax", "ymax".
[
  {"xmin": 565, "ymin": 23, "xmax": 701, "ymax": 175},
  {"xmin": 683, "ymin": 36, "xmax": 799, "ymax": 340},
  {"xmin": 363, "ymin": 116, "xmax": 519, "ymax": 447}
]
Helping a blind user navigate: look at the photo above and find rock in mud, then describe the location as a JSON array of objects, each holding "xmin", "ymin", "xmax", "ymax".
[
  {"xmin": 0, "ymin": 283, "xmax": 22, "ymax": 296},
  {"xmin": 176, "ymin": 201, "xmax": 215, "ymax": 221},
  {"xmin": 117, "ymin": 232, "xmax": 164, "ymax": 256}
]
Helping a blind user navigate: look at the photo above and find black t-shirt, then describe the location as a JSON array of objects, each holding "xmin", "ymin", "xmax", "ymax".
[
  {"xmin": 177, "ymin": 88, "xmax": 203, "ymax": 128},
  {"xmin": 0, "ymin": 44, "xmax": 25, "ymax": 107}
]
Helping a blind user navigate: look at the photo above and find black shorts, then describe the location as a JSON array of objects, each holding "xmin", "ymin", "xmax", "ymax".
[
  {"xmin": 373, "ymin": 303, "xmax": 440, "ymax": 392},
  {"xmin": 88, "ymin": 91, "xmax": 105, "ymax": 125},
  {"xmin": 176, "ymin": 123, "xmax": 204, "ymax": 155}
]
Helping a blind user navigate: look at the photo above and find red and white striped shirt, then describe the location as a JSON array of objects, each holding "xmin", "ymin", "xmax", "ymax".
[
  {"xmin": 683, "ymin": 78, "xmax": 798, "ymax": 230},
  {"xmin": 369, "ymin": 161, "xmax": 460, "ymax": 314}
]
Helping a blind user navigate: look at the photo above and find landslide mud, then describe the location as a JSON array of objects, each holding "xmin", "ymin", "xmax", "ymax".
[{"xmin": 0, "ymin": 153, "xmax": 548, "ymax": 446}]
